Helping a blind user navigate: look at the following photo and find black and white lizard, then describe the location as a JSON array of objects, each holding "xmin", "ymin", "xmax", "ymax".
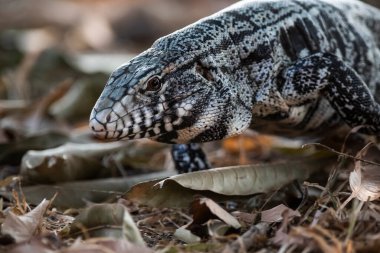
[{"xmin": 89, "ymin": 0, "xmax": 380, "ymax": 173}]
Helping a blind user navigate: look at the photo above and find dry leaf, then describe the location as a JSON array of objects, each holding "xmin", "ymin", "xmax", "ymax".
[
  {"xmin": 84, "ymin": 238, "xmax": 152, "ymax": 253},
  {"xmin": 69, "ymin": 203, "xmax": 145, "ymax": 246},
  {"xmin": 21, "ymin": 142, "xmax": 128, "ymax": 183},
  {"xmin": 2, "ymin": 199, "xmax": 49, "ymax": 243},
  {"xmin": 261, "ymin": 204, "xmax": 300, "ymax": 223},
  {"xmin": 127, "ymin": 155, "xmax": 333, "ymax": 207},
  {"xmin": 7, "ymin": 238, "xmax": 55, "ymax": 253},
  {"xmin": 175, "ymin": 198, "xmax": 240, "ymax": 240},
  {"xmin": 206, "ymin": 219, "xmax": 236, "ymax": 238},
  {"xmin": 271, "ymin": 205, "xmax": 295, "ymax": 246},
  {"xmin": 0, "ymin": 176, "xmax": 19, "ymax": 188},
  {"xmin": 232, "ymin": 211, "xmax": 257, "ymax": 224},
  {"xmin": 348, "ymin": 144, "xmax": 380, "ymax": 202},
  {"xmin": 190, "ymin": 198, "xmax": 241, "ymax": 230},
  {"xmin": 222, "ymin": 222, "xmax": 269, "ymax": 253},
  {"xmin": 174, "ymin": 226, "xmax": 201, "ymax": 244},
  {"xmin": 1, "ymin": 171, "xmax": 174, "ymax": 208},
  {"xmin": 62, "ymin": 237, "xmax": 153, "ymax": 253}
]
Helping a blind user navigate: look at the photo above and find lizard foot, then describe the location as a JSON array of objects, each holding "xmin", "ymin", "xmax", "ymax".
[{"xmin": 171, "ymin": 144, "xmax": 210, "ymax": 173}]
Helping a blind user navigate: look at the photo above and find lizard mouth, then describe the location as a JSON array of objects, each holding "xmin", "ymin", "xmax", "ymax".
[
  {"xmin": 91, "ymin": 104, "xmax": 190, "ymax": 141},
  {"xmin": 91, "ymin": 113, "xmax": 178, "ymax": 141}
]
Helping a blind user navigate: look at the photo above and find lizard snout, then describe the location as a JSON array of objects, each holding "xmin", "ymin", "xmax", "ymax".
[{"xmin": 89, "ymin": 108, "xmax": 113, "ymax": 139}]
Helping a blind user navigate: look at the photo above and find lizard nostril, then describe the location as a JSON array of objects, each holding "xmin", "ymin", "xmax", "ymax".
[
  {"xmin": 106, "ymin": 113, "xmax": 111, "ymax": 122},
  {"xmin": 91, "ymin": 125, "xmax": 104, "ymax": 132}
]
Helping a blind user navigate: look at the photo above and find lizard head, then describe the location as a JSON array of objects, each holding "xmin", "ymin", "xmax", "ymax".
[{"xmin": 90, "ymin": 46, "xmax": 252, "ymax": 144}]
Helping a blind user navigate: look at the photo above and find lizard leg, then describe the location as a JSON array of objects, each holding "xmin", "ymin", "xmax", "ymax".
[
  {"xmin": 171, "ymin": 144, "xmax": 210, "ymax": 173},
  {"xmin": 280, "ymin": 52, "xmax": 380, "ymax": 135}
]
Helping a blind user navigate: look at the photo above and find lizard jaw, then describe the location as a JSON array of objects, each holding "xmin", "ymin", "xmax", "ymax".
[{"xmin": 89, "ymin": 103, "xmax": 186, "ymax": 142}]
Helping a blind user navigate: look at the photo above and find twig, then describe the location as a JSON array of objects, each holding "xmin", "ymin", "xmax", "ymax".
[{"xmin": 302, "ymin": 143, "xmax": 380, "ymax": 166}]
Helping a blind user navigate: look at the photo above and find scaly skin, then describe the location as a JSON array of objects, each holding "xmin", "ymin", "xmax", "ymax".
[{"xmin": 90, "ymin": 0, "xmax": 380, "ymax": 171}]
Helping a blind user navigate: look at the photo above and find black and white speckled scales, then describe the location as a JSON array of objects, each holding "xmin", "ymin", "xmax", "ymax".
[{"xmin": 90, "ymin": 0, "xmax": 380, "ymax": 172}]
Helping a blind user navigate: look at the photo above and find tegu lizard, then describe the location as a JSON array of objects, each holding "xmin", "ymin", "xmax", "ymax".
[{"xmin": 90, "ymin": 0, "xmax": 380, "ymax": 172}]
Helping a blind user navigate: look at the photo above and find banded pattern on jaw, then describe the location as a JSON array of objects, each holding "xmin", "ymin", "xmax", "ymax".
[{"xmin": 89, "ymin": 93, "xmax": 198, "ymax": 142}]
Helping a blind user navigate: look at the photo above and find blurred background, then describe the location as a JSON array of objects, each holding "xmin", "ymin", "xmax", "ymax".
[{"xmin": 0, "ymin": 0, "xmax": 236, "ymax": 110}]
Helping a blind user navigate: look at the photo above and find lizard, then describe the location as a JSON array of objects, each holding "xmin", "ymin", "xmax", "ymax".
[{"xmin": 89, "ymin": 0, "xmax": 380, "ymax": 173}]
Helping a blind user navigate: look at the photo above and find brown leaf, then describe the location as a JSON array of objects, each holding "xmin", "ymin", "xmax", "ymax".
[
  {"xmin": 1, "ymin": 171, "xmax": 174, "ymax": 209},
  {"xmin": 261, "ymin": 204, "xmax": 300, "ymax": 223},
  {"xmin": 61, "ymin": 237, "xmax": 153, "ymax": 253},
  {"xmin": 82, "ymin": 238, "xmax": 153, "ymax": 253},
  {"xmin": 190, "ymin": 198, "xmax": 241, "ymax": 230},
  {"xmin": 127, "ymin": 155, "xmax": 333, "ymax": 207},
  {"xmin": 2, "ymin": 199, "xmax": 49, "ymax": 242},
  {"xmin": 20, "ymin": 142, "xmax": 128, "ymax": 183},
  {"xmin": 0, "ymin": 176, "xmax": 19, "ymax": 188},
  {"xmin": 174, "ymin": 198, "xmax": 241, "ymax": 241},
  {"xmin": 231, "ymin": 211, "xmax": 257, "ymax": 224},
  {"xmin": 348, "ymin": 143, "xmax": 380, "ymax": 202},
  {"xmin": 69, "ymin": 203, "xmax": 145, "ymax": 246},
  {"xmin": 222, "ymin": 222, "xmax": 269, "ymax": 253},
  {"xmin": 271, "ymin": 206, "xmax": 296, "ymax": 246},
  {"xmin": 8, "ymin": 238, "xmax": 55, "ymax": 253},
  {"xmin": 174, "ymin": 226, "xmax": 201, "ymax": 244}
]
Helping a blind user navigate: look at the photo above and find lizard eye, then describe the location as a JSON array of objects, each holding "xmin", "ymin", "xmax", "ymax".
[{"xmin": 145, "ymin": 76, "xmax": 162, "ymax": 92}]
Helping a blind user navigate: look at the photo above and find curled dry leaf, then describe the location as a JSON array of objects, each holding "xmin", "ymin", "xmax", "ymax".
[
  {"xmin": 271, "ymin": 204, "xmax": 298, "ymax": 247},
  {"xmin": 69, "ymin": 203, "xmax": 145, "ymax": 246},
  {"xmin": 7, "ymin": 238, "xmax": 55, "ymax": 253},
  {"xmin": 349, "ymin": 144, "xmax": 380, "ymax": 202},
  {"xmin": 0, "ymin": 131, "xmax": 68, "ymax": 166},
  {"xmin": 231, "ymin": 211, "xmax": 257, "ymax": 224},
  {"xmin": 190, "ymin": 198, "xmax": 241, "ymax": 230},
  {"xmin": 175, "ymin": 198, "xmax": 240, "ymax": 241},
  {"xmin": 0, "ymin": 176, "xmax": 20, "ymax": 188},
  {"xmin": 222, "ymin": 222, "xmax": 269, "ymax": 253},
  {"xmin": 126, "ymin": 155, "xmax": 333, "ymax": 207},
  {"xmin": 20, "ymin": 141, "xmax": 128, "ymax": 183},
  {"xmin": 2, "ymin": 171, "xmax": 174, "ymax": 208},
  {"xmin": 65, "ymin": 237, "xmax": 153, "ymax": 253},
  {"xmin": 206, "ymin": 219, "xmax": 237, "ymax": 238},
  {"xmin": 2, "ymin": 199, "xmax": 49, "ymax": 243},
  {"xmin": 174, "ymin": 226, "xmax": 201, "ymax": 244},
  {"xmin": 261, "ymin": 204, "xmax": 300, "ymax": 223}
]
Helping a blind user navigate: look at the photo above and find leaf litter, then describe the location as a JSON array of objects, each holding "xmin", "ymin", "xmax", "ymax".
[{"xmin": 1, "ymin": 2, "xmax": 380, "ymax": 252}]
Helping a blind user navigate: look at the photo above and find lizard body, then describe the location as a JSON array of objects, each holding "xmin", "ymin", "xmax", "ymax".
[{"xmin": 90, "ymin": 0, "xmax": 380, "ymax": 172}]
